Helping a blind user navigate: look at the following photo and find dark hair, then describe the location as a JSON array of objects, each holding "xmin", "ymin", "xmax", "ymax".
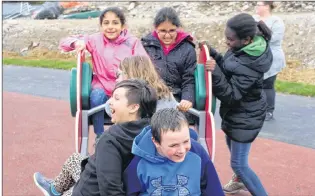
[
  {"xmin": 227, "ymin": 13, "xmax": 272, "ymax": 41},
  {"xmin": 99, "ymin": 7, "xmax": 126, "ymax": 25},
  {"xmin": 151, "ymin": 108, "xmax": 188, "ymax": 144},
  {"xmin": 113, "ymin": 79, "xmax": 157, "ymax": 118},
  {"xmin": 263, "ymin": 1, "xmax": 275, "ymax": 10},
  {"xmin": 154, "ymin": 7, "xmax": 181, "ymax": 28}
]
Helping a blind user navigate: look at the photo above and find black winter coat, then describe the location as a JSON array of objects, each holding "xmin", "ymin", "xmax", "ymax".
[
  {"xmin": 72, "ymin": 118, "xmax": 150, "ymax": 196},
  {"xmin": 141, "ymin": 34, "xmax": 196, "ymax": 103},
  {"xmin": 209, "ymin": 46, "xmax": 273, "ymax": 143}
]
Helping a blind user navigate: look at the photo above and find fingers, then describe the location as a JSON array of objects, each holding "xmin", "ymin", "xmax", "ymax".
[
  {"xmin": 75, "ymin": 40, "xmax": 85, "ymax": 53},
  {"xmin": 205, "ymin": 58, "xmax": 216, "ymax": 72},
  {"xmin": 177, "ymin": 100, "xmax": 193, "ymax": 112}
]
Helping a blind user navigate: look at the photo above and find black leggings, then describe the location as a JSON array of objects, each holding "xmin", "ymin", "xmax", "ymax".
[{"xmin": 263, "ymin": 75, "xmax": 277, "ymax": 113}]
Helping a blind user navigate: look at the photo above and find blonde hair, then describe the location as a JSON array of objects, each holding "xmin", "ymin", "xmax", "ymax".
[{"xmin": 119, "ymin": 55, "xmax": 171, "ymax": 99}]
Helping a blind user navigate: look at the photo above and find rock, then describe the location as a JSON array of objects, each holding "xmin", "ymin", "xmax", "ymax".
[
  {"xmin": 127, "ymin": 2, "xmax": 136, "ymax": 11},
  {"xmin": 305, "ymin": 5, "xmax": 313, "ymax": 10}
]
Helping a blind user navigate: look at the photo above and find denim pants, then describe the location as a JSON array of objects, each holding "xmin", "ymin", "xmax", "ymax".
[
  {"xmin": 226, "ymin": 136, "xmax": 268, "ymax": 196},
  {"xmin": 90, "ymin": 88, "xmax": 108, "ymax": 136},
  {"xmin": 263, "ymin": 75, "xmax": 277, "ymax": 113}
]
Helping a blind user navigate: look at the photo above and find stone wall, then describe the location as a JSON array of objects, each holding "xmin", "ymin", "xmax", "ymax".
[{"xmin": 3, "ymin": 2, "xmax": 315, "ymax": 66}]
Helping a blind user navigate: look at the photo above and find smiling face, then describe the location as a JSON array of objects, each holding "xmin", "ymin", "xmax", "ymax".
[
  {"xmin": 152, "ymin": 123, "xmax": 191, "ymax": 163},
  {"xmin": 107, "ymin": 87, "xmax": 139, "ymax": 124},
  {"xmin": 155, "ymin": 21, "xmax": 178, "ymax": 47},
  {"xmin": 101, "ymin": 11, "xmax": 125, "ymax": 40}
]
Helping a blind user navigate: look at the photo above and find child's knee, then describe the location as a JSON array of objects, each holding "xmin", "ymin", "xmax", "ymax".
[{"xmin": 90, "ymin": 88, "xmax": 108, "ymax": 106}]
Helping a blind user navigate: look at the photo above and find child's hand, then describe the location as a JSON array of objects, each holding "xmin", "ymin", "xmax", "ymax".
[
  {"xmin": 177, "ymin": 100, "xmax": 193, "ymax": 112},
  {"xmin": 205, "ymin": 58, "xmax": 216, "ymax": 72},
  {"xmin": 75, "ymin": 40, "xmax": 86, "ymax": 52}
]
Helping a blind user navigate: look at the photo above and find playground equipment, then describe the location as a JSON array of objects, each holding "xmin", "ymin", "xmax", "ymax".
[{"xmin": 70, "ymin": 45, "xmax": 217, "ymax": 161}]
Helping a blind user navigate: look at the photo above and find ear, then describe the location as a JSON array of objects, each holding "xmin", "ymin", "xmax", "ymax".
[
  {"xmin": 151, "ymin": 137, "xmax": 160, "ymax": 148},
  {"xmin": 243, "ymin": 36, "xmax": 252, "ymax": 45},
  {"xmin": 128, "ymin": 103, "xmax": 140, "ymax": 115}
]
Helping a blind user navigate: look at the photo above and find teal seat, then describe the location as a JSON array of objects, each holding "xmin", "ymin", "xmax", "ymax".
[
  {"xmin": 69, "ymin": 62, "xmax": 92, "ymax": 117},
  {"xmin": 194, "ymin": 63, "xmax": 216, "ymax": 114}
]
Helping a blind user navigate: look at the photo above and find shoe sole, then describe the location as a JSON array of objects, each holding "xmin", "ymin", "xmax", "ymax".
[
  {"xmin": 223, "ymin": 190, "xmax": 241, "ymax": 194},
  {"xmin": 33, "ymin": 173, "xmax": 51, "ymax": 196},
  {"xmin": 224, "ymin": 187, "xmax": 248, "ymax": 194}
]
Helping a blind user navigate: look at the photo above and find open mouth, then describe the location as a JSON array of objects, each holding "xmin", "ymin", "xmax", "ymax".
[
  {"xmin": 110, "ymin": 108, "xmax": 116, "ymax": 115},
  {"xmin": 175, "ymin": 154, "xmax": 184, "ymax": 159}
]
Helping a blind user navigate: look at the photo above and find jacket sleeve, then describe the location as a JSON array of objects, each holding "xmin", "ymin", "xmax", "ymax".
[
  {"xmin": 208, "ymin": 46, "xmax": 225, "ymax": 69},
  {"xmin": 181, "ymin": 47, "xmax": 197, "ymax": 103},
  {"xmin": 124, "ymin": 156, "xmax": 143, "ymax": 196},
  {"xmin": 212, "ymin": 64, "xmax": 257, "ymax": 105},
  {"xmin": 269, "ymin": 18, "xmax": 285, "ymax": 45},
  {"xmin": 59, "ymin": 34, "xmax": 93, "ymax": 53},
  {"xmin": 95, "ymin": 135, "xmax": 125, "ymax": 196},
  {"xmin": 132, "ymin": 39, "xmax": 148, "ymax": 56},
  {"xmin": 199, "ymin": 146, "xmax": 224, "ymax": 196}
]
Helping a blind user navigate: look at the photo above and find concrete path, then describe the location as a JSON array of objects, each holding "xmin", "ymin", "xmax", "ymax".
[{"xmin": 4, "ymin": 65, "xmax": 315, "ymax": 149}]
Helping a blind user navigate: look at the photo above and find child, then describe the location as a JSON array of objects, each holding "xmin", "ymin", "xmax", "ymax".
[
  {"xmin": 124, "ymin": 108, "xmax": 224, "ymax": 195},
  {"xmin": 204, "ymin": 13, "xmax": 272, "ymax": 195},
  {"xmin": 34, "ymin": 79, "xmax": 157, "ymax": 196},
  {"xmin": 141, "ymin": 7, "xmax": 196, "ymax": 119},
  {"xmin": 59, "ymin": 7, "xmax": 147, "ymax": 139}
]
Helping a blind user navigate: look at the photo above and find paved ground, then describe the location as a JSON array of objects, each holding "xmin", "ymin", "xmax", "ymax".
[
  {"xmin": 3, "ymin": 92, "xmax": 315, "ymax": 196},
  {"xmin": 3, "ymin": 65, "xmax": 315, "ymax": 195},
  {"xmin": 4, "ymin": 65, "xmax": 315, "ymax": 149}
]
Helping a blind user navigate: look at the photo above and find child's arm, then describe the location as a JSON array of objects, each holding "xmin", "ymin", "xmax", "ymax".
[
  {"xmin": 59, "ymin": 34, "xmax": 93, "ymax": 53},
  {"xmin": 124, "ymin": 156, "xmax": 143, "ymax": 196},
  {"xmin": 200, "ymin": 159, "xmax": 225, "ymax": 196},
  {"xmin": 211, "ymin": 64, "xmax": 260, "ymax": 105},
  {"xmin": 198, "ymin": 145, "xmax": 225, "ymax": 195},
  {"xmin": 132, "ymin": 38, "xmax": 148, "ymax": 56},
  {"xmin": 181, "ymin": 47, "xmax": 197, "ymax": 104},
  {"xmin": 95, "ymin": 134, "xmax": 125, "ymax": 196}
]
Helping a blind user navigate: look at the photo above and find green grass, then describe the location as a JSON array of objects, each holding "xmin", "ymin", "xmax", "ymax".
[
  {"xmin": 3, "ymin": 58, "xmax": 76, "ymax": 70},
  {"xmin": 275, "ymin": 80, "xmax": 315, "ymax": 97},
  {"xmin": 3, "ymin": 57, "xmax": 315, "ymax": 97}
]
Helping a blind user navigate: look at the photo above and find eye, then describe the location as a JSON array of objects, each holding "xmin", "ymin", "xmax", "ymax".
[{"xmin": 169, "ymin": 144, "xmax": 179, "ymax": 148}]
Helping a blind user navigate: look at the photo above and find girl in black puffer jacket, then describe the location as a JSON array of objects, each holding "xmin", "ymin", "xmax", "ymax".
[
  {"xmin": 141, "ymin": 7, "xmax": 197, "ymax": 123},
  {"xmin": 205, "ymin": 13, "xmax": 273, "ymax": 196}
]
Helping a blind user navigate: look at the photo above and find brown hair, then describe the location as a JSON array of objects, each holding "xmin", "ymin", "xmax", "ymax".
[
  {"xmin": 119, "ymin": 55, "xmax": 171, "ymax": 100},
  {"xmin": 263, "ymin": 1, "xmax": 276, "ymax": 11}
]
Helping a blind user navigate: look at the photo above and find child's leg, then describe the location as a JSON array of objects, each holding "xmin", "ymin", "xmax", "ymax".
[
  {"xmin": 61, "ymin": 186, "xmax": 74, "ymax": 196},
  {"xmin": 229, "ymin": 140, "xmax": 268, "ymax": 196},
  {"xmin": 89, "ymin": 88, "xmax": 108, "ymax": 137},
  {"xmin": 53, "ymin": 153, "xmax": 84, "ymax": 193}
]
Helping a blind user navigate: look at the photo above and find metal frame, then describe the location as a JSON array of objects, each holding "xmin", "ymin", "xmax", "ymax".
[{"xmin": 75, "ymin": 45, "xmax": 216, "ymax": 163}]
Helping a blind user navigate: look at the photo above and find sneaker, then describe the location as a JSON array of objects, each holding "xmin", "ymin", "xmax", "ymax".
[
  {"xmin": 223, "ymin": 174, "xmax": 248, "ymax": 194},
  {"xmin": 265, "ymin": 112, "xmax": 274, "ymax": 121},
  {"xmin": 33, "ymin": 172, "xmax": 60, "ymax": 196}
]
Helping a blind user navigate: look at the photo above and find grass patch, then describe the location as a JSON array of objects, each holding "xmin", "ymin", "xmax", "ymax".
[
  {"xmin": 3, "ymin": 52, "xmax": 315, "ymax": 97},
  {"xmin": 3, "ymin": 57, "xmax": 76, "ymax": 70},
  {"xmin": 275, "ymin": 80, "xmax": 315, "ymax": 97}
]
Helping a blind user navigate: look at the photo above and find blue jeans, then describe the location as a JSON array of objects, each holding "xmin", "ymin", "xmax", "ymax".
[
  {"xmin": 90, "ymin": 88, "xmax": 108, "ymax": 137},
  {"xmin": 226, "ymin": 136, "xmax": 268, "ymax": 196}
]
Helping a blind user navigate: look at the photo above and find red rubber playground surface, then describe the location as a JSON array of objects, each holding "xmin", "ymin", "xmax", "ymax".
[{"xmin": 3, "ymin": 92, "xmax": 315, "ymax": 196}]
